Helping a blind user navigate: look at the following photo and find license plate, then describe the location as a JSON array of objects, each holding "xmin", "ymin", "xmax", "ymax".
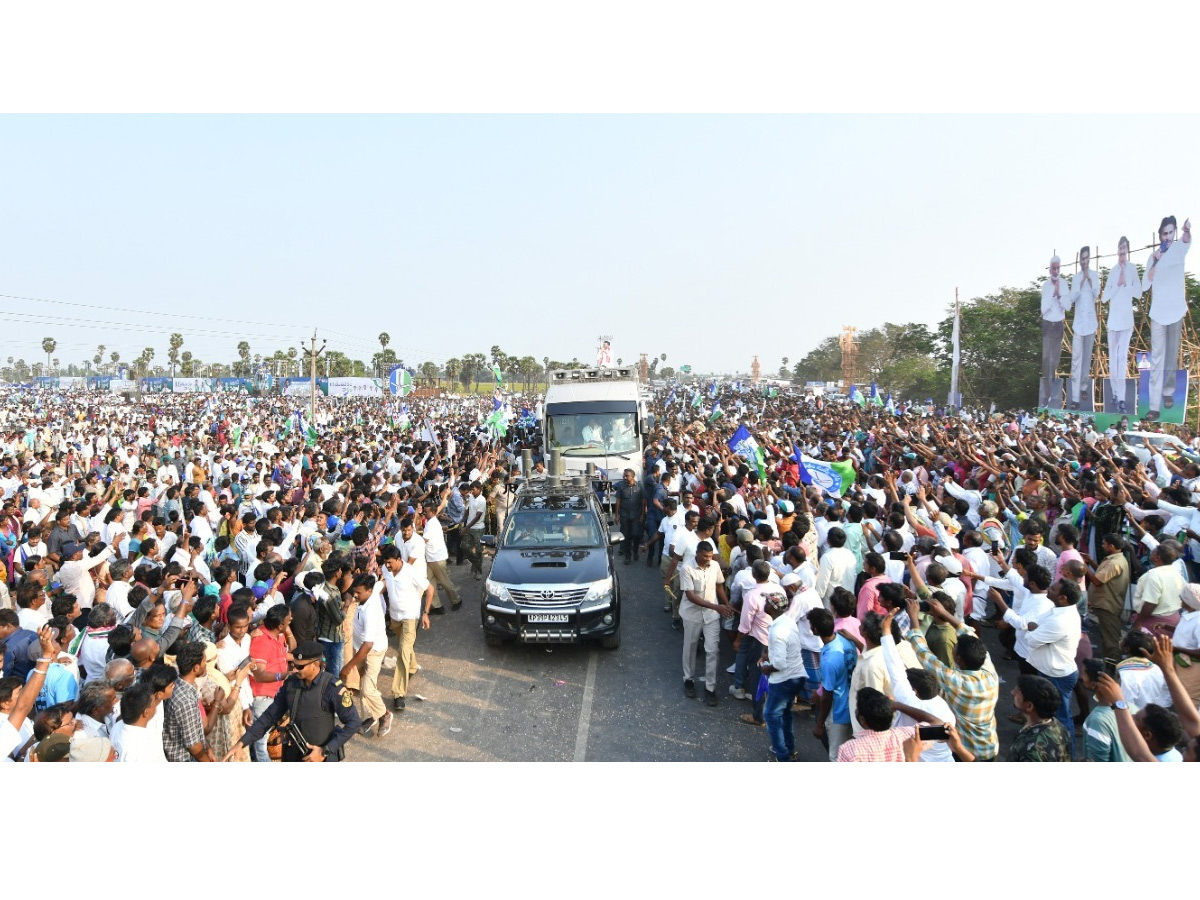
[{"xmin": 526, "ymin": 613, "xmax": 570, "ymax": 623}]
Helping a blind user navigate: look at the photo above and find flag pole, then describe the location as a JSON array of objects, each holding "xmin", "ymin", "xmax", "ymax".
[{"xmin": 948, "ymin": 288, "xmax": 961, "ymax": 409}]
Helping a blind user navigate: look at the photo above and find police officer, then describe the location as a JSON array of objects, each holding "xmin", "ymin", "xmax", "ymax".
[{"xmin": 225, "ymin": 640, "xmax": 362, "ymax": 761}]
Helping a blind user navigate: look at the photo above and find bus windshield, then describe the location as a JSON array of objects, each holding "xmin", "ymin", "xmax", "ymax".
[{"xmin": 547, "ymin": 412, "xmax": 639, "ymax": 456}]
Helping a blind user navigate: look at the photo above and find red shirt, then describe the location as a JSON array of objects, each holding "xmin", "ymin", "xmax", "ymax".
[{"xmin": 249, "ymin": 630, "xmax": 287, "ymax": 698}]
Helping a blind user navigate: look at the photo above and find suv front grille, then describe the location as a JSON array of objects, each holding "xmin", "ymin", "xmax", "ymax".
[{"xmin": 509, "ymin": 587, "xmax": 589, "ymax": 608}]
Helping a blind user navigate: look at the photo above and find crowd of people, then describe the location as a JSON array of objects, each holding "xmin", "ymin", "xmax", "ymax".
[
  {"xmin": 0, "ymin": 387, "xmax": 537, "ymax": 762},
  {"xmin": 629, "ymin": 387, "xmax": 1200, "ymax": 761},
  {"xmin": 1, "ymin": 379, "xmax": 1199, "ymax": 763}
]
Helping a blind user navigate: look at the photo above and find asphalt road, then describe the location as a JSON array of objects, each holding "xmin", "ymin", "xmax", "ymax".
[{"xmin": 346, "ymin": 552, "xmax": 1029, "ymax": 762}]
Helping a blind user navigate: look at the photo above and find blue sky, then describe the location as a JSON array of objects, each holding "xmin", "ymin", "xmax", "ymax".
[{"xmin": 1, "ymin": 114, "xmax": 1196, "ymax": 374}]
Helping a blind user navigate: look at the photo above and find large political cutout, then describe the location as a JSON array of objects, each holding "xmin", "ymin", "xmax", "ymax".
[
  {"xmin": 1100, "ymin": 236, "xmax": 1141, "ymax": 415},
  {"xmin": 1040, "ymin": 254, "xmax": 1067, "ymax": 407},
  {"xmin": 1143, "ymin": 216, "xmax": 1192, "ymax": 422},
  {"xmin": 1067, "ymin": 246, "xmax": 1099, "ymax": 411}
]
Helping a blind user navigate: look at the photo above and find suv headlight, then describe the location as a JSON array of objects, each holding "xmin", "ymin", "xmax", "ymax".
[
  {"xmin": 584, "ymin": 577, "xmax": 613, "ymax": 602},
  {"xmin": 484, "ymin": 578, "xmax": 513, "ymax": 603}
]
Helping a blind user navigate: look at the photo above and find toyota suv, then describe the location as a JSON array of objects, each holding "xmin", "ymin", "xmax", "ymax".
[{"xmin": 480, "ymin": 477, "xmax": 622, "ymax": 649}]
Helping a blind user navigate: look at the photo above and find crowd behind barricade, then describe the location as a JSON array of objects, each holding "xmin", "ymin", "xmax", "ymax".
[{"xmin": 1, "ymin": 383, "xmax": 1199, "ymax": 763}]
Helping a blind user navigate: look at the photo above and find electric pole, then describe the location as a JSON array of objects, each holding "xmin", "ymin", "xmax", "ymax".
[{"xmin": 299, "ymin": 331, "xmax": 327, "ymax": 425}]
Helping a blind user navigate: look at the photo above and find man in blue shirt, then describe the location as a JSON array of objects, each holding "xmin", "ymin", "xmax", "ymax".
[
  {"xmin": 0, "ymin": 610, "xmax": 39, "ymax": 680},
  {"xmin": 808, "ymin": 607, "xmax": 857, "ymax": 762}
]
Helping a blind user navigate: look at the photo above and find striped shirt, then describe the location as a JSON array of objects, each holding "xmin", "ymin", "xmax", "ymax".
[{"xmin": 905, "ymin": 627, "xmax": 999, "ymax": 761}]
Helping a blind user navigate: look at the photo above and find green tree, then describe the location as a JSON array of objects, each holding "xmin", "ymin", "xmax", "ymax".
[
  {"xmin": 791, "ymin": 335, "xmax": 842, "ymax": 385},
  {"xmin": 236, "ymin": 341, "xmax": 251, "ymax": 376},
  {"xmin": 41, "ymin": 337, "xmax": 56, "ymax": 374},
  {"xmin": 934, "ymin": 285, "xmax": 1040, "ymax": 409},
  {"xmin": 444, "ymin": 357, "xmax": 462, "ymax": 387}
]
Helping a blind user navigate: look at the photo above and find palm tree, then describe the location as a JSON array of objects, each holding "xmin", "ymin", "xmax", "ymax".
[
  {"xmin": 94, "ymin": 345, "xmax": 105, "ymax": 371},
  {"xmin": 141, "ymin": 347, "xmax": 155, "ymax": 378},
  {"xmin": 378, "ymin": 333, "xmax": 390, "ymax": 371},
  {"xmin": 236, "ymin": 341, "xmax": 250, "ymax": 376},
  {"xmin": 110, "ymin": 351, "xmax": 120, "ymax": 373},
  {"xmin": 616, "ymin": 357, "xmax": 623, "ymax": 366},
  {"xmin": 444, "ymin": 357, "xmax": 462, "ymax": 387},
  {"xmin": 168, "ymin": 333, "xmax": 184, "ymax": 377},
  {"xmin": 41, "ymin": 338, "xmax": 56, "ymax": 374},
  {"xmin": 52, "ymin": 359, "xmax": 59, "ymax": 374}
]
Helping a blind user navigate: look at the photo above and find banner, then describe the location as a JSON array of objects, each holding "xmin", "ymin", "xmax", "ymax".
[
  {"xmin": 327, "ymin": 377, "xmax": 383, "ymax": 398},
  {"xmin": 109, "ymin": 379, "xmax": 136, "ymax": 393}
]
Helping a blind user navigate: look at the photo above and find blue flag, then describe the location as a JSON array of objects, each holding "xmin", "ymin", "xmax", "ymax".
[
  {"xmin": 728, "ymin": 425, "xmax": 755, "ymax": 453},
  {"xmin": 791, "ymin": 444, "xmax": 812, "ymax": 485}
]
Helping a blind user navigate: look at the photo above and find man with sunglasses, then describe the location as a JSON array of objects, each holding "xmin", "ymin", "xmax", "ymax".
[{"xmin": 231, "ymin": 640, "xmax": 362, "ymax": 761}]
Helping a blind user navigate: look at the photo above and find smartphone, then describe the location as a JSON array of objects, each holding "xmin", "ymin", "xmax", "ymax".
[
  {"xmin": 990, "ymin": 540, "xmax": 1000, "ymax": 554},
  {"xmin": 235, "ymin": 656, "xmax": 254, "ymax": 671},
  {"xmin": 917, "ymin": 724, "xmax": 950, "ymax": 742}
]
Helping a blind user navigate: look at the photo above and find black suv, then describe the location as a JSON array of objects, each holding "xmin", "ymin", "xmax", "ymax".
[{"xmin": 480, "ymin": 477, "xmax": 622, "ymax": 649}]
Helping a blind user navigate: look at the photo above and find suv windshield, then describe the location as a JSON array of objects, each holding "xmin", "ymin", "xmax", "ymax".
[
  {"xmin": 501, "ymin": 508, "xmax": 603, "ymax": 548},
  {"xmin": 547, "ymin": 413, "xmax": 638, "ymax": 455}
]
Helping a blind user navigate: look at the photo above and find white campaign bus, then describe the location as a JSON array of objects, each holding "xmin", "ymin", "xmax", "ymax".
[{"xmin": 542, "ymin": 367, "xmax": 651, "ymax": 499}]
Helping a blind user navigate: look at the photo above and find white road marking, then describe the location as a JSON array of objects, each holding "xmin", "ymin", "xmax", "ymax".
[{"xmin": 573, "ymin": 650, "xmax": 599, "ymax": 762}]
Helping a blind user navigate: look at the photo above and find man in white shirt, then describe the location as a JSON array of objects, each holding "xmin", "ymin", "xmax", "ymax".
[
  {"xmin": 58, "ymin": 541, "xmax": 116, "ymax": 611},
  {"xmin": 1101, "ymin": 236, "xmax": 1142, "ymax": 413},
  {"xmin": 110, "ymin": 682, "xmax": 167, "ymax": 763},
  {"xmin": 215, "ymin": 607, "xmax": 254, "ymax": 717},
  {"xmin": 420, "ymin": 499, "xmax": 460, "ymax": 613},
  {"xmin": 1041, "ymin": 254, "xmax": 1069, "ymax": 406},
  {"xmin": 398, "ymin": 516, "xmax": 427, "ymax": 581},
  {"xmin": 380, "ymin": 546, "xmax": 433, "ymax": 713},
  {"xmin": 461, "ymin": 482, "xmax": 487, "ymax": 581},
  {"xmin": 342, "ymin": 575, "xmax": 390, "ymax": 736},
  {"xmin": 1143, "ymin": 215, "xmax": 1191, "ymax": 420},
  {"xmin": 1023, "ymin": 578, "xmax": 1083, "ymax": 757},
  {"xmin": 815, "ymin": 527, "xmax": 857, "ymax": 603},
  {"xmin": 761, "ymin": 591, "xmax": 807, "ymax": 761}
]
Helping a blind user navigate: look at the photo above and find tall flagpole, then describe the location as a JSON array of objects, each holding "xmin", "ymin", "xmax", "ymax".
[{"xmin": 948, "ymin": 288, "xmax": 961, "ymax": 409}]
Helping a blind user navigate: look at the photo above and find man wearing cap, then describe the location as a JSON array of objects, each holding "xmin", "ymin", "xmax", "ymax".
[{"xmin": 232, "ymin": 639, "xmax": 362, "ymax": 761}]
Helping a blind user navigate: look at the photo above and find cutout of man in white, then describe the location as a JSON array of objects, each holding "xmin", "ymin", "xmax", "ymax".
[
  {"xmin": 1067, "ymin": 245, "xmax": 1099, "ymax": 410},
  {"xmin": 1100, "ymin": 236, "xmax": 1141, "ymax": 415},
  {"xmin": 1142, "ymin": 216, "xmax": 1192, "ymax": 420},
  {"xmin": 1041, "ymin": 255, "xmax": 1068, "ymax": 404},
  {"xmin": 596, "ymin": 340, "xmax": 612, "ymax": 368}
]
